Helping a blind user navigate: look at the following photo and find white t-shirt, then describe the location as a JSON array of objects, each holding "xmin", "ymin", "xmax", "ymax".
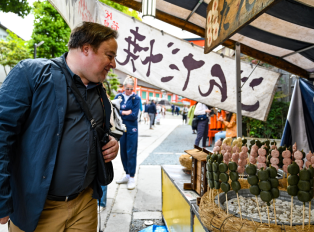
[
  {"xmin": 122, "ymin": 93, "xmax": 133, "ymax": 104},
  {"xmin": 194, "ymin": 103, "xmax": 208, "ymax": 115}
]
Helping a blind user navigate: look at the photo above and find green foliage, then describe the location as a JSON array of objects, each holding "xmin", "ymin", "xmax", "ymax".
[
  {"xmin": 0, "ymin": 0, "xmax": 31, "ymax": 17},
  {"xmin": 103, "ymin": 69, "xmax": 120, "ymax": 100},
  {"xmin": 29, "ymin": 1, "xmax": 71, "ymax": 58},
  {"xmin": 243, "ymin": 92, "xmax": 290, "ymax": 139},
  {"xmin": 99, "ymin": 0, "xmax": 141, "ymax": 20},
  {"xmin": 0, "ymin": 30, "xmax": 31, "ymax": 76}
]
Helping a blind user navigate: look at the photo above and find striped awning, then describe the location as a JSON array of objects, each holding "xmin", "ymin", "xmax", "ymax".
[{"xmin": 110, "ymin": 0, "xmax": 314, "ymax": 79}]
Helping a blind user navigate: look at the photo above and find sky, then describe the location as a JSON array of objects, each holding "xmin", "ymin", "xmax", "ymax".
[{"xmin": 0, "ymin": 0, "xmax": 201, "ymax": 41}]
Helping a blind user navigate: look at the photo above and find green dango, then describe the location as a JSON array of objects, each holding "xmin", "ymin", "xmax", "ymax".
[
  {"xmin": 260, "ymin": 191, "xmax": 272, "ymax": 205},
  {"xmin": 219, "ymin": 163, "xmax": 228, "ymax": 173},
  {"xmin": 271, "ymin": 188, "xmax": 280, "ymax": 199},
  {"xmin": 299, "ymin": 168, "xmax": 310, "ymax": 181},
  {"xmin": 288, "ymin": 175, "xmax": 299, "ymax": 186},
  {"xmin": 214, "ymin": 180, "xmax": 221, "ymax": 189},
  {"xmin": 231, "ymin": 181, "xmax": 241, "ymax": 193},
  {"xmin": 212, "ymin": 161, "xmax": 218, "ymax": 172},
  {"xmin": 267, "ymin": 166, "xmax": 277, "ymax": 178},
  {"xmin": 208, "ymin": 179, "xmax": 214, "ymax": 189},
  {"xmin": 249, "ymin": 185, "xmax": 260, "ymax": 196},
  {"xmin": 245, "ymin": 164, "xmax": 257, "ymax": 175},
  {"xmin": 230, "ymin": 171, "xmax": 238, "ymax": 181},
  {"xmin": 206, "ymin": 154, "xmax": 211, "ymax": 162},
  {"xmin": 259, "ymin": 180, "xmax": 271, "ymax": 191},
  {"xmin": 269, "ymin": 178, "xmax": 279, "ymax": 188},
  {"xmin": 247, "ymin": 175, "xmax": 259, "ymax": 185},
  {"xmin": 206, "ymin": 163, "xmax": 212, "ymax": 172},
  {"xmin": 297, "ymin": 191, "xmax": 312, "ymax": 203},
  {"xmin": 298, "ymin": 180, "xmax": 311, "ymax": 192},
  {"xmin": 287, "ymin": 185, "xmax": 298, "ymax": 196},
  {"xmin": 257, "ymin": 168, "xmax": 269, "ymax": 181},
  {"xmin": 288, "ymin": 162, "xmax": 300, "ymax": 175},
  {"xmin": 207, "ymin": 172, "xmax": 213, "ymax": 180},
  {"xmin": 221, "ymin": 182, "xmax": 230, "ymax": 193},
  {"xmin": 213, "ymin": 172, "xmax": 220, "ymax": 181},
  {"xmin": 217, "ymin": 154, "xmax": 223, "ymax": 163},
  {"xmin": 211, "ymin": 154, "xmax": 218, "ymax": 162},
  {"xmin": 228, "ymin": 162, "xmax": 237, "ymax": 172},
  {"xmin": 219, "ymin": 173, "xmax": 229, "ymax": 183}
]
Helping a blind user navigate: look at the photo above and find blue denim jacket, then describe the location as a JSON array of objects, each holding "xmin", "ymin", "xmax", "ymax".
[{"xmin": 0, "ymin": 55, "xmax": 109, "ymax": 231}]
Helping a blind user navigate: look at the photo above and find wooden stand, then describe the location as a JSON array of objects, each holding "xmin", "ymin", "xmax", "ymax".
[
  {"xmin": 236, "ymin": 193, "xmax": 242, "ymax": 221},
  {"xmin": 256, "ymin": 196, "xmax": 262, "ymax": 224}
]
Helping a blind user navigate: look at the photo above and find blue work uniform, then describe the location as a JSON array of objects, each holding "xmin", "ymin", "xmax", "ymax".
[{"xmin": 114, "ymin": 93, "xmax": 140, "ymax": 177}]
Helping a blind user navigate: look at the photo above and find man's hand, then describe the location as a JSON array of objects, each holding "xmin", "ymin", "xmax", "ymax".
[
  {"xmin": 205, "ymin": 109, "xmax": 211, "ymax": 113},
  {"xmin": 102, "ymin": 136, "xmax": 119, "ymax": 163},
  {"xmin": 122, "ymin": 110, "xmax": 132, "ymax": 115},
  {"xmin": 0, "ymin": 216, "xmax": 9, "ymax": 224},
  {"xmin": 217, "ymin": 116, "xmax": 224, "ymax": 122}
]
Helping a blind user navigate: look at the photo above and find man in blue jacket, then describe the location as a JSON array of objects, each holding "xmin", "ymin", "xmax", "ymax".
[{"xmin": 0, "ymin": 22, "xmax": 119, "ymax": 231}]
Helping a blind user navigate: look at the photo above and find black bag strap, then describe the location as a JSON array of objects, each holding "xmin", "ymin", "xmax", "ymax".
[{"xmin": 51, "ymin": 57, "xmax": 98, "ymax": 128}]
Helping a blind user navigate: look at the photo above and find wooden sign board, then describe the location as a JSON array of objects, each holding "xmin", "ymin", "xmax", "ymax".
[{"xmin": 205, "ymin": 0, "xmax": 280, "ymax": 54}]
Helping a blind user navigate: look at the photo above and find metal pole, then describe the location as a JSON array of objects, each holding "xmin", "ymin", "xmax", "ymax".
[
  {"xmin": 235, "ymin": 43, "xmax": 242, "ymax": 138},
  {"xmin": 34, "ymin": 44, "xmax": 37, "ymax": 59}
]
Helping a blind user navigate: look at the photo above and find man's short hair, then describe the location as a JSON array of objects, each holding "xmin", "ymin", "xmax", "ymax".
[{"xmin": 68, "ymin": 22, "xmax": 118, "ymax": 52}]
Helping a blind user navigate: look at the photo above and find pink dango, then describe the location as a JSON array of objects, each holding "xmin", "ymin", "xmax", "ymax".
[
  {"xmin": 311, "ymin": 156, "xmax": 314, "ymax": 164},
  {"xmin": 270, "ymin": 157, "xmax": 279, "ymax": 165},
  {"xmin": 251, "ymin": 144, "xmax": 258, "ymax": 152},
  {"xmin": 257, "ymin": 163, "xmax": 267, "ymax": 169},
  {"xmin": 282, "ymin": 149, "xmax": 291, "ymax": 158},
  {"xmin": 239, "ymin": 152, "xmax": 248, "ymax": 160},
  {"xmin": 250, "ymin": 150, "xmax": 258, "ymax": 158},
  {"xmin": 306, "ymin": 161, "xmax": 312, "ymax": 168},
  {"xmin": 223, "ymin": 159, "xmax": 229, "ymax": 165},
  {"xmin": 283, "ymin": 158, "xmax": 292, "ymax": 165},
  {"xmin": 215, "ymin": 140, "xmax": 222, "ymax": 147},
  {"xmin": 295, "ymin": 159, "xmax": 304, "ymax": 168},
  {"xmin": 222, "ymin": 144, "xmax": 226, "ymax": 150},
  {"xmin": 237, "ymin": 166, "xmax": 245, "ymax": 174},
  {"xmin": 241, "ymin": 146, "xmax": 248, "ymax": 153},
  {"xmin": 283, "ymin": 164, "xmax": 289, "ymax": 173},
  {"xmin": 271, "ymin": 144, "xmax": 277, "ymax": 150},
  {"xmin": 249, "ymin": 156, "xmax": 257, "ymax": 164},
  {"xmin": 223, "ymin": 153, "xmax": 229, "ymax": 160},
  {"xmin": 232, "ymin": 146, "xmax": 240, "ymax": 153},
  {"xmin": 271, "ymin": 149, "xmax": 280, "ymax": 158},
  {"xmin": 257, "ymin": 156, "xmax": 266, "ymax": 163},
  {"xmin": 221, "ymin": 150, "xmax": 226, "ymax": 155},
  {"xmin": 294, "ymin": 150, "xmax": 303, "ymax": 160},
  {"xmin": 213, "ymin": 146, "xmax": 220, "ymax": 153},
  {"xmin": 238, "ymin": 159, "xmax": 247, "ymax": 166},
  {"xmin": 271, "ymin": 164, "xmax": 279, "ymax": 170},
  {"xmin": 226, "ymin": 146, "xmax": 232, "ymax": 152},
  {"xmin": 258, "ymin": 148, "xmax": 267, "ymax": 156},
  {"xmin": 232, "ymin": 153, "xmax": 239, "ymax": 161}
]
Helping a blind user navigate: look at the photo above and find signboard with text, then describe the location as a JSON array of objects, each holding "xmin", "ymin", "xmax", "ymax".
[
  {"xmin": 49, "ymin": 0, "xmax": 280, "ymax": 121},
  {"xmin": 205, "ymin": 0, "xmax": 279, "ymax": 53}
]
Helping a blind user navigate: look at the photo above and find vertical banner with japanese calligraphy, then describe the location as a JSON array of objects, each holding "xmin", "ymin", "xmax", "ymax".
[{"xmin": 48, "ymin": 0, "xmax": 280, "ymax": 121}]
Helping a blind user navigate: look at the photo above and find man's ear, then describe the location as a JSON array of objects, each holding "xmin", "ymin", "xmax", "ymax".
[{"xmin": 81, "ymin": 44, "xmax": 90, "ymax": 56}]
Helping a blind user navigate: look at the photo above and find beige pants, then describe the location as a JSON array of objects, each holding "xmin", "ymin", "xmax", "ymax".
[{"xmin": 10, "ymin": 187, "xmax": 97, "ymax": 232}]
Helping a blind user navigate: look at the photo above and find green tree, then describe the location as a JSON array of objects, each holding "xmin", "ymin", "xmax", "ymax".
[
  {"xmin": 103, "ymin": 69, "xmax": 120, "ymax": 100},
  {"xmin": 29, "ymin": 1, "xmax": 71, "ymax": 59},
  {"xmin": 0, "ymin": 30, "xmax": 31, "ymax": 76},
  {"xmin": 99, "ymin": 0, "xmax": 141, "ymax": 20},
  {"xmin": 0, "ymin": 0, "xmax": 31, "ymax": 17}
]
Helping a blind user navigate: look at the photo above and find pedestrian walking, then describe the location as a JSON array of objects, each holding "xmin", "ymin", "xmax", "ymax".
[
  {"xmin": 194, "ymin": 103, "xmax": 212, "ymax": 147},
  {"xmin": 182, "ymin": 105, "xmax": 189, "ymax": 124},
  {"xmin": 147, "ymin": 100, "xmax": 157, "ymax": 129},
  {"xmin": 143, "ymin": 101, "xmax": 149, "ymax": 124},
  {"xmin": 115, "ymin": 76, "xmax": 141, "ymax": 190},
  {"xmin": 156, "ymin": 104, "xmax": 162, "ymax": 125},
  {"xmin": 171, "ymin": 104, "xmax": 175, "ymax": 115},
  {"xmin": 0, "ymin": 22, "xmax": 119, "ymax": 232},
  {"xmin": 175, "ymin": 106, "xmax": 180, "ymax": 116},
  {"xmin": 188, "ymin": 103, "xmax": 197, "ymax": 134},
  {"xmin": 162, "ymin": 105, "xmax": 166, "ymax": 118}
]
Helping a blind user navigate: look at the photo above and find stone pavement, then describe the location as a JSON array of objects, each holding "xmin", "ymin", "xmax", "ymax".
[{"xmin": 0, "ymin": 113, "xmax": 188, "ymax": 232}]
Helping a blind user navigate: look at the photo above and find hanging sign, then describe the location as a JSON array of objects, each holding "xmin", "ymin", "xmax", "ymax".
[
  {"xmin": 204, "ymin": 0, "xmax": 280, "ymax": 54},
  {"xmin": 49, "ymin": 0, "xmax": 280, "ymax": 121}
]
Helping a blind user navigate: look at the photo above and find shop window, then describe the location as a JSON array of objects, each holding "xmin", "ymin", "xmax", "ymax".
[
  {"xmin": 156, "ymin": 93, "xmax": 160, "ymax": 98},
  {"xmin": 168, "ymin": 95, "xmax": 171, "ymax": 101},
  {"xmin": 142, "ymin": 91, "xmax": 147, "ymax": 99},
  {"xmin": 149, "ymin": 92, "xmax": 153, "ymax": 98}
]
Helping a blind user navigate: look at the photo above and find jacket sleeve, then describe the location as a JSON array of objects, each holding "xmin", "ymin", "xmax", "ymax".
[
  {"xmin": 121, "ymin": 97, "xmax": 141, "ymax": 121},
  {"xmin": 223, "ymin": 114, "xmax": 236, "ymax": 128},
  {"xmin": 0, "ymin": 61, "xmax": 33, "ymax": 218}
]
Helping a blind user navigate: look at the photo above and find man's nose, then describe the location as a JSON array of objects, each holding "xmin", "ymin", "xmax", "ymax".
[{"xmin": 111, "ymin": 58, "xmax": 116, "ymax": 69}]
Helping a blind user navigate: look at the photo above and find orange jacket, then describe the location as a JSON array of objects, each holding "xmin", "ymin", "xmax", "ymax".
[{"xmin": 223, "ymin": 113, "xmax": 237, "ymax": 138}]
